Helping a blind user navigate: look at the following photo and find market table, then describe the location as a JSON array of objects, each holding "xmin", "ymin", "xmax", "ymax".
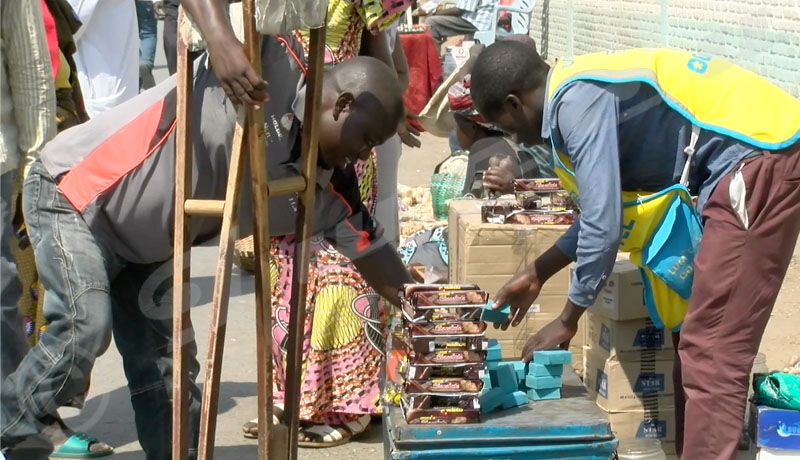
[{"xmin": 383, "ymin": 366, "xmax": 618, "ymax": 460}]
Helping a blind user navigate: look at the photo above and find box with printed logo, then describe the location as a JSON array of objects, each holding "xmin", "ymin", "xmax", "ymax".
[
  {"xmin": 583, "ymin": 347, "xmax": 675, "ymax": 412},
  {"xmin": 448, "ymin": 199, "xmax": 585, "ymax": 366},
  {"xmin": 749, "ymin": 403, "xmax": 800, "ymax": 451},
  {"xmin": 608, "ymin": 408, "xmax": 677, "ymax": 455},
  {"xmin": 585, "ymin": 312, "xmax": 675, "ymax": 362},
  {"xmin": 587, "ymin": 260, "xmax": 648, "ymax": 321}
]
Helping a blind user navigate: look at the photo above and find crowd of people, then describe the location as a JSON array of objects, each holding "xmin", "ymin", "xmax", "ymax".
[{"xmin": 1, "ymin": 1, "xmax": 799, "ymax": 460}]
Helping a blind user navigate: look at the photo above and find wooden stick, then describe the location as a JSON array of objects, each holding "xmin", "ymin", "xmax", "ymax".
[
  {"xmin": 172, "ymin": 15, "xmax": 193, "ymax": 460},
  {"xmin": 196, "ymin": 109, "xmax": 248, "ymax": 460},
  {"xmin": 237, "ymin": 0, "xmax": 279, "ymax": 458},
  {"xmin": 283, "ymin": 25, "xmax": 327, "ymax": 460}
]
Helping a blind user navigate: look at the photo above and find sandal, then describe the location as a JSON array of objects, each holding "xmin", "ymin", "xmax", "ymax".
[
  {"xmin": 297, "ymin": 415, "xmax": 371, "ymax": 448},
  {"xmin": 50, "ymin": 433, "xmax": 114, "ymax": 458},
  {"xmin": 242, "ymin": 403, "xmax": 284, "ymax": 439}
]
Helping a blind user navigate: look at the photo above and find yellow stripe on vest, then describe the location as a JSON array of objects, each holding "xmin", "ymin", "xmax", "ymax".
[{"xmin": 548, "ymin": 49, "xmax": 800, "ymax": 150}]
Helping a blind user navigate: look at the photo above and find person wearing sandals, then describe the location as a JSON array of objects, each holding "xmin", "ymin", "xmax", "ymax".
[
  {"xmin": 1, "ymin": 26, "xmax": 413, "ymax": 458},
  {"xmin": 5, "ymin": 2, "xmax": 114, "ymax": 458},
  {"xmin": 218, "ymin": 0, "xmax": 417, "ymax": 448}
]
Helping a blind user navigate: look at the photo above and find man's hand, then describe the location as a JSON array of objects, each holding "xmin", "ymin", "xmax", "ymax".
[
  {"xmin": 206, "ymin": 35, "xmax": 269, "ymax": 107},
  {"xmin": 520, "ymin": 301, "xmax": 584, "ymax": 362},
  {"xmin": 483, "ymin": 155, "xmax": 515, "ymax": 194},
  {"xmin": 399, "ymin": 110, "xmax": 422, "ymax": 148},
  {"xmin": 153, "ymin": 0, "xmax": 166, "ymax": 20},
  {"xmin": 491, "ymin": 270, "xmax": 542, "ymax": 331}
]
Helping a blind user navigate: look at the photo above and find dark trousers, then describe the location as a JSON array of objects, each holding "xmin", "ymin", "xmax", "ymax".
[
  {"xmin": 163, "ymin": 0, "xmax": 179, "ymax": 75},
  {"xmin": 674, "ymin": 143, "xmax": 800, "ymax": 459}
]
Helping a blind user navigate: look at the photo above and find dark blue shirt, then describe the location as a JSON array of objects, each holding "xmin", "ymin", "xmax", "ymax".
[{"xmin": 543, "ymin": 78, "xmax": 756, "ymax": 307}]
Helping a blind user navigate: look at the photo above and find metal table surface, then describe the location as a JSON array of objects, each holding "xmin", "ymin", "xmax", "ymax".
[{"xmin": 384, "ymin": 366, "xmax": 617, "ymax": 460}]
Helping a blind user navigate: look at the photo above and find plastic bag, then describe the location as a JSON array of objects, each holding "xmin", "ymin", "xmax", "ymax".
[
  {"xmin": 255, "ymin": 0, "xmax": 328, "ymax": 36},
  {"xmin": 754, "ymin": 372, "xmax": 800, "ymax": 411}
]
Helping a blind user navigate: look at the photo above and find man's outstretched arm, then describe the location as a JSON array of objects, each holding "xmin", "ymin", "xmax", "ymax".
[{"xmin": 181, "ymin": 0, "xmax": 268, "ymax": 106}]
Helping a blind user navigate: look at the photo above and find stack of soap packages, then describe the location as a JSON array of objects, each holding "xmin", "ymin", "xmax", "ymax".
[
  {"xmin": 480, "ymin": 179, "xmax": 577, "ymax": 225},
  {"xmin": 399, "ymin": 284, "xmax": 491, "ymax": 425},
  {"xmin": 479, "ymin": 344, "xmax": 574, "ymax": 412},
  {"xmin": 510, "ymin": 179, "xmax": 577, "ymax": 225},
  {"xmin": 526, "ymin": 350, "xmax": 573, "ymax": 400},
  {"xmin": 480, "ymin": 303, "xmax": 574, "ymax": 413}
]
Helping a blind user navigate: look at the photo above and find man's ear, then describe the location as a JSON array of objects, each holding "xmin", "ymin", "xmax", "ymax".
[
  {"xmin": 333, "ymin": 92, "xmax": 355, "ymax": 121},
  {"xmin": 504, "ymin": 94, "xmax": 522, "ymax": 112}
]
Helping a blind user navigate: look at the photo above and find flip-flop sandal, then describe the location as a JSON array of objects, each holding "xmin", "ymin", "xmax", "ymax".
[
  {"xmin": 297, "ymin": 415, "xmax": 371, "ymax": 448},
  {"xmin": 242, "ymin": 404, "xmax": 284, "ymax": 439},
  {"xmin": 50, "ymin": 433, "xmax": 114, "ymax": 458}
]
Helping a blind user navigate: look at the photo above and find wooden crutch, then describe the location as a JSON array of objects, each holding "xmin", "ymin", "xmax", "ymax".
[{"xmin": 171, "ymin": 2, "xmax": 327, "ymax": 459}]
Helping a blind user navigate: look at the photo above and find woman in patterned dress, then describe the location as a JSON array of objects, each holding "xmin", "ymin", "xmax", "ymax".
[{"xmin": 242, "ymin": 0, "xmax": 414, "ymax": 448}]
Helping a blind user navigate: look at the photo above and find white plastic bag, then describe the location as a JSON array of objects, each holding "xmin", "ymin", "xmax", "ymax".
[{"xmin": 255, "ymin": 0, "xmax": 328, "ymax": 36}]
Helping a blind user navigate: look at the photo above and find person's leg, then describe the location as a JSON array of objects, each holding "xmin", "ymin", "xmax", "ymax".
[
  {"xmin": 136, "ymin": 0, "xmax": 158, "ymax": 89},
  {"xmin": 423, "ymin": 15, "xmax": 477, "ymax": 50},
  {"xmin": 679, "ymin": 146, "xmax": 800, "ymax": 460},
  {"xmin": 110, "ymin": 261, "xmax": 201, "ymax": 460},
  {"xmin": 163, "ymin": 0, "xmax": 179, "ymax": 75},
  {"xmin": 374, "ymin": 135, "xmax": 402, "ymax": 248},
  {"xmin": 1, "ymin": 171, "xmax": 27, "ymax": 382},
  {"xmin": 1, "ymin": 163, "xmax": 120, "ymax": 450}
]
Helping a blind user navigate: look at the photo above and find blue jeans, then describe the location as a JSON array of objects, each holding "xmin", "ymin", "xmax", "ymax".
[
  {"xmin": 136, "ymin": 0, "xmax": 157, "ymax": 69},
  {"xmin": 1, "ymin": 162, "xmax": 201, "ymax": 459},
  {"xmin": 1, "ymin": 170, "xmax": 28, "ymax": 382}
]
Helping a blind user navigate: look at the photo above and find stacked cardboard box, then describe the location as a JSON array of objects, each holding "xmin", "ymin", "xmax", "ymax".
[
  {"xmin": 749, "ymin": 402, "xmax": 800, "ymax": 458},
  {"xmin": 448, "ymin": 199, "xmax": 585, "ymax": 373},
  {"xmin": 583, "ymin": 260, "xmax": 677, "ymax": 455}
]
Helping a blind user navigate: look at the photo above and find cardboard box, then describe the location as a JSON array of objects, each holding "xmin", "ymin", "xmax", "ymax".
[
  {"xmin": 583, "ymin": 348, "xmax": 675, "ymax": 412},
  {"xmin": 749, "ymin": 403, "xmax": 800, "ymax": 451},
  {"xmin": 609, "ymin": 409, "xmax": 677, "ymax": 455},
  {"xmin": 585, "ymin": 312, "xmax": 675, "ymax": 362},
  {"xmin": 448, "ymin": 199, "xmax": 584, "ymax": 368},
  {"xmin": 448, "ymin": 199, "xmax": 571, "ymax": 296},
  {"xmin": 587, "ymin": 260, "xmax": 648, "ymax": 321},
  {"xmin": 757, "ymin": 448, "xmax": 800, "ymax": 459}
]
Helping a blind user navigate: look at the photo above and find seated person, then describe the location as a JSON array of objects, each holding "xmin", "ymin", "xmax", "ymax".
[
  {"xmin": 448, "ymin": 75, "xmax": 541, "ymax": 195},
  {"xmin": 1, "ymin": 35, "xmax": 412, "ymax": 459},
  {"xmin": 422, "ymin": 0, "xmax": 498, "ymax": 50}
]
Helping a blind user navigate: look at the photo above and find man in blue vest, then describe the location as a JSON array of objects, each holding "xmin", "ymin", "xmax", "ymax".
[{"xmin": 471, "ymin": 40, "xmax": 800, "ymax": 459}]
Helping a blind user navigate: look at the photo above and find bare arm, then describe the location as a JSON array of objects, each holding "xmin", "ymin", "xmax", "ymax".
[
  {"xmin": 389, "ymin": 29, "xmax": 421, "ymax": 148},
  {"xmin": 391, "ymin": 30, "xmax": 409, "ymax": 90},
  {"xmin": 180, "ymin": 0, "xmax": 268, "ymax": 106},
  {"xmin": 359, "ymin": 28, "xmax": 394, "ymax": 70},
  {"xmin": 352, "ymin": 244, "xmax": 414, "ymax": 307}
]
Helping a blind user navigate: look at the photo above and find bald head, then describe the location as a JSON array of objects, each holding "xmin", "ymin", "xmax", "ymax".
[
  {"xmin": 317, "ymin": 57, "xmax": 406, "ymax": 169},
  {"xmin": 325, "ymin": 56, "xmax": 405, "ymax": 128},
  {"xmin": 501, "ymin": 34, "xmax": 537, "ymax": 53}
]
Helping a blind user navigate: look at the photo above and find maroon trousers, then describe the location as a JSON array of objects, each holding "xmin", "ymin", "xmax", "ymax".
[{"xmin": 674, "ymin": 145, "xmax": 800, "ymax": 459}]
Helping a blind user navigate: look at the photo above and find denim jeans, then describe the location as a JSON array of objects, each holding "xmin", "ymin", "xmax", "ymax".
[
  {"xmin": 1, "ymin": 162, "xmax": 201, "ymax": 459},
  {"xmin": 1, "ymin": 170, "xmax": 28, "ymax": 382},
  {"xmin": 136, "ymin": 0, "xmax": 158, "ymax": 69}
]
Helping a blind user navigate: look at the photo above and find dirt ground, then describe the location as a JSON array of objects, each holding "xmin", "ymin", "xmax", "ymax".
[{"xmin": 759, "ymin": 257, "xmax": 800, "ymax": 371}]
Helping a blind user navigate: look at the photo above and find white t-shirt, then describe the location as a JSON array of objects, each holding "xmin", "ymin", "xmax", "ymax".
[{"xmin": 69, "ymin": 0, "xmax": 139, "ymax": 117}]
